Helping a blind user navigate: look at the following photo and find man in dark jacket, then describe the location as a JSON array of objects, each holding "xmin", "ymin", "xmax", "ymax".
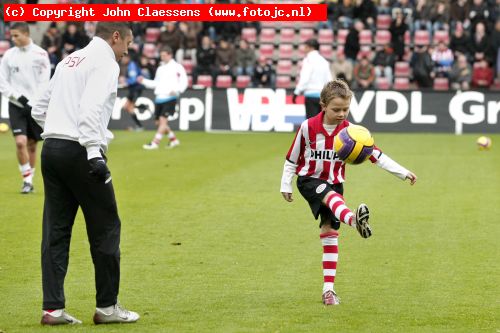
[{"xmin": 410, "ymin": 45, "xmax": 435, "ymax": 87}]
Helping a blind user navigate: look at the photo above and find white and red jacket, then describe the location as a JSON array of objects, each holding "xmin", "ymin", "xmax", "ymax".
[{"xmin": 280, "ymin": 112, "xmax": 410, "ymax": 193}]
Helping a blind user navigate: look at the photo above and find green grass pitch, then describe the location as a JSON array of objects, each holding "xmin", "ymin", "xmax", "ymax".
[{"xmin": 0, "ymin": 131, "xmax": 498, "ymax": 333}]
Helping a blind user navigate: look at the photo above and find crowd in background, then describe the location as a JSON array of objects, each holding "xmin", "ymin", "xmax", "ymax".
[{"xmin": 0, "ymin": 0, "xmax": 499, "ymax": 90}]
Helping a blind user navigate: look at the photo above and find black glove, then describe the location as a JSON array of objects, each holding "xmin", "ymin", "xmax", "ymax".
[
  {"xmin": 17, "ymin": 95, "xmax": 29, "ymax": 108},
  {"xmin": 88, "ymin": 157, "xmax": 111, "ymax": 183},
  {"xmin": 292, "ymin": 94, "xmax": 298, "ymax": 104}
]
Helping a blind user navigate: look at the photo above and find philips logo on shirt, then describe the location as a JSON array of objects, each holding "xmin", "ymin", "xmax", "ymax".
[{"xmin": 309, "ymin": 149, "xmax": 339, "ymax": 161}]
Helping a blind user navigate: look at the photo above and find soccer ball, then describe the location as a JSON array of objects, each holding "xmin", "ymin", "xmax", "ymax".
[
  {"xmin": 476, "ymin": 136, "xmax": 492, "ymax": 150},
  {"xmin": 334, "ymin": 125, "xmax": 374, "ymax": 164},
  {"xmin": 0, "ymin": 122, "xmax": 9, "ymax": 133}
]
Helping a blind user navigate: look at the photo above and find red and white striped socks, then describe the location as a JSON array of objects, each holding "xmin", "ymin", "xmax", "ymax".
[
  {"xmin": 168, "ymin": 131, "xmax": 177, "ymax": 142},
  {"xmin": 320, "ymin": 231, "xmax": 338, "ymax": 294},
  {"xmin": 152, "ymin": 132, "xmax": 163, "ymax": 145},
  {"xmin": 19, "ymin": 163, "xmax": 33, "ymax": 184},
  {"xmin": 325, "ymin": 192, "xmax": 355, "ymax": 227}
]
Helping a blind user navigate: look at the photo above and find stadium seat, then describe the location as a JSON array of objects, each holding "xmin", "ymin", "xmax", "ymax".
[
  {"xmin": 490, "ymin": 79, "xmax": 500, "ymax": 91},
  {"xmin": 298, "ymin": 21, "xmax": 317, "ymax": 29},
  {"xmin": 414, "ymin": 30, "xmax": 430, "ymax": 46},
  {"xmin": 359, "ymin": 30, "xmax": 373, "ymax": 45},
  {"xmin": 299, "ymin": 28, "xmax": 315, "ymax": 43},
  {"xmin": 181, "ymin": 60, "xmax": 194, "ymax": 74},
  {"xmin": 280, "ymin": 28, "xmax": 295, "ymax": 44},
  {"xmin": 376, "ymin": 14, "xmax": 392, "ymax": 30},
  {"xmin": 319, "ymin": 45, "xmax": 333, "ymax": 60},
  {"xmin": 259, "ymin": 28, "xmax": 276, "ymax": 44},
  {"xmin": 433, "ymin": 77, "xmax": 449, "ymax": 90},
  {"xmin": 375, "ymin": 30, "xmax": 391, "ymax": 46},
  {"xmin": 336, "ymin": 29, "xmax": 349, "ymax": 46},
  {"xmin": 276, "ymin": 75, "xmax": 292, "ymax": 89},
  {"xmin": 376, "ymin": 77, "xmax": 391, "ymax": 90},
  {"xmin": 403, "ymin": 47, "xmax": 413, "ymax": 62},
  {"xmin": 145, "ymin": 28, "xmax": 161, "ymax": 43},
  {"xmin": 404, "ymin": 31, "xmax": 411, "ymax": 45},
  {"xmin": 196, "ymin": 75, "xmax": 213, "ymax": 88},
  {"xmin": 393, "ymin": 77, "xmax": 410, "ymax": 90},
  {"xmin": 236, "ymin": 75, "xmax": 251, "ymax": 89},
  {"xmin": 278, "ymin": 44, "xmax": 294, "ymax": 59},
  {"xmin": 0, "ymin": 40, "xmax": 10, "ymax": 56},
  {"xmin": 433, "ymin": 30, "xmax": 450, "ymax": 45},
  {"xmin": 261, "ymin": 21, "xmax": 280, "ymax": 29},
  {"xmin": 259, "ymin": 44, "xmax": 274, "ymax": 59},
  {"xmin": 297, "ymin": 44, "xmax": 307, "ymax": 59},
  {"xmin": 277, "ymin": 60, "xmax": 293, "ymax": 75},
  {"xmin": 281, "ymin": 21, "xmax": 295, "ymax": 29},
  {"xmin": 241, "ymin": 27, "xmax": 257, "ymax": 44},
  {"xmin": 216, "ymin": 75, "xmax": 232, "ymax": 88},
  {"xmin": 142, "ymin": 43, "xmax": 158, "ymax": 58},
  {"xmin": 394, "ymin": 62, "xmax": 410, "ymax": 77},
  {"xmin": 318, "ymin": 29, "xmax": 334, "ymax": 44}
]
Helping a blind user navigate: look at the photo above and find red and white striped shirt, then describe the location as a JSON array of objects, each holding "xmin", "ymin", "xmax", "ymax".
[{"xmin": 281, "ymin": 112, "xmax": 409, "ymax": 193}]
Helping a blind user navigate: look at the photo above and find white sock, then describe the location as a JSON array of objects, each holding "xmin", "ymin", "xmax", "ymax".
[
  {"xmin": 96, "ymin": 304, "xmax": 115, "ymax": 315},
  {"xmin": 19, "ymin": 163, "xmax": 33, "ymax": 183},
  {"xmin": 168, "ymin": 131, "xmax": 176, "ymax": 141}
]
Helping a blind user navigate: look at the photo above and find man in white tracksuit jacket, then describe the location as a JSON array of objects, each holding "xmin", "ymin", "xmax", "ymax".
[
  {"xmin": 140, "ymin": 46, "xmax": 188, "ymax": 150},
  {"xmin": 292, "ymin": 39, "xmax": 332, "ymax": 119},
  {"xmin": 0, "ymin": 22, "xmax": 50, "ymax": 193},
  {"xmin": 31, "ymin": 22, "xmax": 139, "ymax": 326}
]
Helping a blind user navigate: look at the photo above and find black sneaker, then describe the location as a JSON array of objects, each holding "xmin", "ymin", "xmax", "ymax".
[
  {"xmin": 21, "ymin": 182, "xmax": 34, "ymax": 194},
  {"xmin": 355, "ymin": 203, "xmax": 372, "ymax": 238}
]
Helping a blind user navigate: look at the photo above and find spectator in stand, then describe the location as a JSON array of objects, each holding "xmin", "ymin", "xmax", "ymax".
[
  {"xmin": 139, "ymin": 55, "xmax": 156, "ymax": 80},
  {"xmin": 331, "ymin": 50, "xmax": 354, "ymax": 85},
  {"xmin": 84, "ymin": 21, "xmax": 97, "ymax": 40},
  {"xmin": 390, "ymin": 10, "xmax": 409, "ymax": 61},
  {"xmin": 41, "ymin": 23, "xmax": 61, "ymax": 77},
  {"xmin": 159, "ymin": 22, "xmax": 183, "ymax": 58},
  {"xmin": 413, "ymin": 0, "xmax": 433, "ymax": 36},
  {"xmin": 450, "ymin": 0, "xmax": 471, "ymax": 31},
  {"xmin": 432, "ymin": 41, "xmax": 455, "ymax": 77},
  {"xmin": 234, "ymin": 39, "xmax": 256, "ymax": 77},
  {"xmin": 252, "ymin": 56, "xmax": 275, "ymax": 88},
  {"xmin": 471, "ymin": 59, "xmax": 494, "ymax": 87},
  {"xmin": 61, "ymin": 23, "xmax": 89, "ymax": 57},
  {"xmin": 450, "ymin": 23, "xmax": 472, "ymax": 60},
  {"xmin": 468, "ymin": 0, "xmax": 491, "ymax": 30},
  {"xmin": 318, "ymin": 0, "xmax": 337, "ymax": 30},
  {"xmin": 345, "ymin": 20, "xmax": 363, "ymax": 63},
  {"xmin": 193, "ymin": 35, "xmax": 216, "ymax": 84},
  {"xmin": 431, "ymin": 1, "xmax": 451, "ymax": 32},
  {"xmin": 491, "ymin": 19, "xmax": 500, "ymax": 78},
  {"xmin": 334, "ymin": 0, "xmax": 355, "ymax": 29},
  {"xmin": 353, "ymin": 0, "xmax": 377, "ymax": 30},
  {"xmin": 392, "ymin": 0, "xmax": 414, "ymax": 28},
  {"xmin": 410, "ymin": 45, "xmax": 435, "ymax": 87},
  {"xmin": 469, "ymin": 22, "xmax": 493, "ymax": 63},
  {"xmin": 450, "ymin": 54, "xmax": 472, "ymax": 90},
  {"xmin": 214, "ymin": 38, "xmax": 236, "ymax": 79},
  {"xmin": 492, "ymin": 0, "xmax": 500, "ymax": 23},
  {"xmin": 377, "ymin": 0, "xmax": 392, "ymax": 15},
  {"xmin": 218, "ymin": 22, "xmax": 242, "ymax": 43},
  {"xmin": 353, "ymin": 54, "xmax": 375, "ymax": 88},
  {"xmin": 177, "ymin": 22, "xmax": 202, "ymax": 64},
  {"xmin": 373, "ymin": 44, "xmax": 396, "ymax": 84}
]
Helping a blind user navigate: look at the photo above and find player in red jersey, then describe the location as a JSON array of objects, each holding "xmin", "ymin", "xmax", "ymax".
[{"xmin": 280, "ymin": 79, "xmax": 417, "ymax": 305}]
